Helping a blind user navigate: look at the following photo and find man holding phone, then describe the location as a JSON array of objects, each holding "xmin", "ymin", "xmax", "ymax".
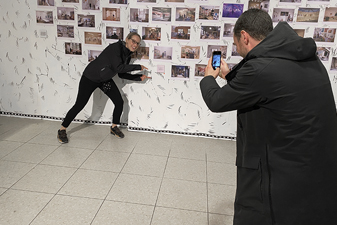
[{"xmin": 200, "ymin": 9, "xmax": 337, "ymax": 225}]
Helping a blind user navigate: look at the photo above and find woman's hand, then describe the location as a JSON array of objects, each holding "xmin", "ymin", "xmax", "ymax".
[
  {"xmin": 140, "ymin": 75, "xmax": 151, "ymax": 81},
  {"xmin": 141, "ymin": 65, "xmax": 148, "ymax": 70}
]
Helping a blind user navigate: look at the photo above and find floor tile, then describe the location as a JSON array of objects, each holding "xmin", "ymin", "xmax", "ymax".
[
  {"xmin": 96, "ymin": 131, "xmax": 139, "ymax": 152},
  {"xmin": 151, "ymin": 207, "xmax": 208, "ymax": 225},
  {"xmin": 0, "ymin": 187, "xmax": 7, "ymax": 195},
  {"xmin": 209, "ymin": 213, "xmax": 234, "ymax": 225},
  {"xmin": 0, "ymin": 140, "xmax": 23, "ymax": 159},
  {"xmin": 132, "ymin": 133, "xmax": 172, "ymax": 156},
  {"xmin": 207, "ymin": 162, "xmax": 236, "ymax": 185},
  {"xmin": 0, "ymin": 160, "xmax": 36, "ymax": 188},
  {"xmin": 208, "ymin": 183, "xmax": 236, "ymax": 215}
]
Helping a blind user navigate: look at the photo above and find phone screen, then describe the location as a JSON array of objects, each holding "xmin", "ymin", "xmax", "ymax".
[{"xmin": 212, "ymin": 52, "xmax": 221, "ymax": 70}]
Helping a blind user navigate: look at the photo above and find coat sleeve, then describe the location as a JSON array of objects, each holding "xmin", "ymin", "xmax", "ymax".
[
  {"xmin": 117, "ymin": 73, "xmax": 142, "ymax": 81},
  {"xmin": 107, "ymin": 44, "xmax": 142, "ymax": 73}
]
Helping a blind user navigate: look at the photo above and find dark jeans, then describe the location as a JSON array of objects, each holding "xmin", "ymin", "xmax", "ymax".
[{"xmin": 61, "ymin": 75, "xmax": 123, "ymax": 128}]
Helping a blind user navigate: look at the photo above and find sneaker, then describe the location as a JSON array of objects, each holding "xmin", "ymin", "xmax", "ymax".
[
  {"xmin": 110, "ymin": 126, "xmax": 125, "ymax": 138},
  {"xmin": 57, "ymin": 129, "xmax": 68, "ymax": 143}
]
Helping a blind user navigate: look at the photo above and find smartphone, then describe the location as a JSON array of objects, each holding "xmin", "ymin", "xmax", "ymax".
[{"xmin": 212, "ymin": 51, "xmax": 221, "ymax": 70}]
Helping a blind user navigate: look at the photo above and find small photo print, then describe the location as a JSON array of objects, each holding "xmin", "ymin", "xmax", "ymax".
[
  {"xmin": 248, "ymin": 0, "xmax": 269, "ymax": 12},
  {"xmin": 36, "ymin": 11, "xmax": 53, "ymax": 24},
  {"xmin": 165, "ymin": 0, "xmax": 184, "ymax": 2},
  {"xmin": 109, "ymin": 0, "xmax": 127, "ymax": 3},
  {"xmin": 78, "ymin": 14, "xmax": 95, "ymax": 27},
  {"xmin": 131, "ymin": 46, "xmax": 150, "ymax": 60},
  {"xmin": 316, "ymin": 47, "xmax": 331, "ymax": 62},
  {"xmin": 37, "ymin": 0, "xmax": 55, "ymax": 6},
  {"xmin": 200, "ymin": 26, "xmax": 221, "ymax": 40},
  {"xmin": 154, "ymin": 46, "xmax": 173, "ymax": 60},
  {"xmin": 272, "ymin": 8, "xmax": 294, "ymax": 22},
  {"xmin": 130, "ymin": 8, "xmax": 150, "ymax": 23},
  {"xmin": 171, "ymin": 26, "xmax": 190, "ymax": 40},
  {"xmin": 82, "ymin": 0, "xmax": 100, "ymax": 10},
  {"xmin": 152, "ymin": 7, "xmax": 172, "ymax": 22},
  {"xmin": 330, "ymin": 57, "xmax": 337, "ymax": 71},
  {"xmin": 313, "ymin": 27, "xmax": 336, "ymax": 42},
  {"xmin": 102, "ymin": 8, "xmax": 120, "ymax": 21},
  {"xmin": 296, "ymin": 8, "xmax": 320, "ymax": 23},
  {"xmin": 57, "ymin": 25, "xmax": 74, "ymax": 38},
  {"xmin": 106, "ymin": 26, "xmax": 124, "ymax": 40},
  {"xmin": 279, "ymin": 0, "xmax": 301, "ymax": 4},
  {"xmin": 181, "ymin": 46, "xmax": 200, "ymax": 59},
  {"xmin": 84, "ymin": 31, "xmax": 102, "ymax": 45},
  {"xmin": 207, "ymin": 45, "xmax": 227, "ymax": 58},
  {"xmin": 222, "ymin": 4, "xmax": 244, "ymax": 18},
  {"xmin": 142, "ymin": 27, "xmax": 161, "ymax": 41},
  {"xmin": 65, "ymin": 42, "xmax": 82, "ymax": 55},
  {"xmin": 57, "ymin": 7, "xmax": 75, "ymax": 20},
  {"xmin": 223, "ymin": 23, "xmax": 235, "ymax": 37},
  {"xmin": 137, "ymin": 0, "xmax": 156, "ymax": 2},
  {"xmin": 176, "ymin": 7, "xmax": 196, "ymax": 22},
  {"xmin": 88, "ymin": 50, "xmax": 102, "ymax": 62},
  {"xmin": 324, "ymin": 7, "xmax": 337, "ymax": 22},
  {"xmin": 171, "ymin": 65, "xmax": 190, "ymax": 80},
  {"xmin": 199, "ymin": 6, "xmax": 219, "ymax": 20},
  {"xmin": 294, "ymin": 29, "xmax": 305, "ymax": 37},
  {"xmin": 195, "ymin": 64, "xmax": 206, "ymax": 78},
  {"xmin": 62, "ymin": 0, "xmax": 79, "ymax": 2}
]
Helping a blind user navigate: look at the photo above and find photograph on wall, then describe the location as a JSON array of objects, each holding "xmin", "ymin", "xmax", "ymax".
[
  {"xmin": 195, "ymin": 64, "xmax": 206, "ymax": 78},
  {"xmin": 109, "ymin": 0, "xmax": 127, "ymax": 4},
  {"xmin": 175, "ymin": 7, "xmax": 196, "ymax": 22},
  {"xmin": 316, "ymin": 47, "xmax": 331, "ymax": 62},
  {"xmin": 324, "ymin": 7, "xmax": 337, "ymax": 22},
  {"xmin": 248, "ymin": 0, "xmax": 269, "ymax": 12},
  {"xmin": 37, "ymin": 0, "xmax": 55, "ymax": 6},
  {"xmin": 137, "ymin": 0, "xmax": 156, "ymax": 2},
  {"xmin": 272, "ymin": 8, "xmax": 294, "ymax": 23},
  {"xmin": 223, "ymin": 23, "xmax": 235, "ymax": 37},
  {"xmin": 62, "ymin": 0, "xmax": 79, "ymax": 2},
  {"xmin": 106, "ymin": 26, "xmax": 123, "ymax": 40},
  {"xmin": 181, "ymin": 46, "xmax": 200, "ymax": 59},
  {"xmin": 199, "ymin": 6, "xmax": 219, "ymax": 20},
  {"xmin": 65, "ymin": 42, "xmax": 82, "ymax": 55},
  {"xmin": 57, "ymin": 25, "xmax": 74, "ymax": 38},
  {"xmin": 296, "ymin": 8, "xmax": 320, "ymax": 23},
  {"xmin": 36, "ymin": 11, "xmax": 53, "ymax": 24},
  {"xmin": 331, "ymin": 57, "xmax": 337, "ymax": 71},
  {"xmin": 82, "ymin": 0, "xmax": 100, "ymax": 10},
  {"xmin": 232, "ymin": 44, "xmax": 241, "ymax": 57},
  {"xmin": 131, "ymin": 46, "xmax": 150, "ymax": 60},
  {"xmin": 57, "ymin": 7, "xmax": 75, "ymax": 20},
  {"xmin": 200, "ymin": 26, "xmax": 221, "ymax": 40},
  {"xmin": 165, "ymin": 0, "xmax": 184, "ymax": 2},
  {"xmin": 294, "ymin": 28, "xmax": 305, "ymax": 37},
  {"xmin": 152, "ymin": 7, "xmax": 172, "ymax": 22},
  {"xmin": 171, "ymin": 65, "xmax": 190, "ymax": 80},
  {"xmin": 313, "ymin": 27, "xmax": 336, "ymax": 42},
  {"xmin": 171, "ymin": 26, "xmax": 190, "ymax": 40},
  {"xmin": 279, "ymin": 0, "xmax": 301, "ymax": 4},
  {"xmin": 222, "ymin": 4, "xmax": 244, "ymax": 18},
  {"xmin": 102, "ymin": 8, "xmax": 120, "ymax": 21},
  {"xmin": 142, "ymin": 27, "xmax": 161, "ymax": 41},
  {"xmin": 78, "ymin": 14, "xmax": 95, "ymax": 27},
  {"xmin": 85, "ymin": 31, "xmax": 102, "ymax": 45},
  {"xmin": 154, "ymin": 46, "xmax": 173, "ymax": 60},
  {"xmin": 207, "ymin": 45, "xmax": 227, "ymax": 58},
  {"xmin": 307, "ymin": 0, "xmax": 330, "ymax": 4},
  {"xmin": 88, "ymin": 50, "xmax": 102, "ymax": 62},
  {"xmin": 130, "ymin": 8, "xmax": 149, "ymax": 23}
]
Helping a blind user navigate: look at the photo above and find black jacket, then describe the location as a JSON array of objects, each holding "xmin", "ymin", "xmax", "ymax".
[
  {"xmin": 83, "ymin": 40, "xmax": 142, "ymax": 83},
  {"xmin": 200, "ymin": 22, "xmax": 337, "ymax": 225}
]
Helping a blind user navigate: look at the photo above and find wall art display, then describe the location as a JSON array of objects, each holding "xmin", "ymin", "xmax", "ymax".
[
  {"xmin": 65, "ymin": 42, "xmax": 82, "ymax": 55},
  {"xmin": 200, "ymin": 26, "xmax": 221, "ymax": 40},
  {"xmin": 331, "ymin": 57, "xmax": 337, "ymax": 71},
  {"xmin": 248, "ymin": 0, "xmax": 269, "ymax": 12},
  {"xmin": 152, "ymin": 7, "xmax": 172, "ymax": 22},
  {"xmin": 36, "ymin": 11, "xmax": 53, "ymax": 24},
  {"xmin": 195, "ymin": 64, "xmax": 206, "ymax": 78},
  {"xmin": 171, "ymin": 26, "xmax": 190, "ymax": 40},
  {"xmin": 181, "ymin": 46, "xmax": 200, "ymax": 59},
  {"xmin": 165, "ymin": 0, "xmax": 184, "ymax": 2},
  {"xmin": 142, "ymin": 27, "xmax": 161, "ymax": 41},
  {"xmin": 154, "ymin": 46, "xmax": 173, "ymax": 60},
  {"xmin": 175, "ymin": 7, "xmax": 196, "ymax": 21},
  {"xmin": 62, "ymin": 0, "xmax": 79, "ymax": 2},
  {"xmin": 313, "ymin": 28, "xmax": 336, "ymax": 42},
  {"xmin": 296, "ymin": 8, "xmax": 320, "ymax": 23},
  {"xmin": 294, "ymin": 29, "xmax": 305, "ymax": 37},
  {"xmin": 307, "ymin": 0, "xmax": 330, "ymax": 3},
  {"xmin": 316, "ymin": 47, "xmax": 331, "ymax": 62},
  {"xmin": 272, "ymin": 8, "xmax": 294, "ymax": 22},
  {"xmin": 171, "ymin": 65, "xmax": 190, "ymax": 80},
  {"xmin": 57, "ymin": 25, "xmax": 74, "ymax": 38},
  {"xmin": 37, "ymin": 0, "xmax": 54, "ymax": 6},
  {"xmin": 82, "ymin": 0, "xmax": 100, "ymax": 10},
  {"xmin": 279, "ymin": 0, "xmax": 301, "ymax": 4},
  {"xmin": 324, "ymin": 7, "xmax": 337, "ymax": 22},
  {"xmin": 137, "ymin": 0, "xmax": 156, "ymax": 2},
  {"xmin": 106, "ymin": 26, "xmax": 123, "ymax": 40},
  {"xmin": 102, "ymin": 8, "xmax": 120, "ymax": 21},
  {"xmin": 222, "ymin": 3, "xmax": 244, "ymax": 18},
  {"xmin": 223, "ymin": 23, "xmax": 235, "ymax": 37},
  {"xmin": 57, "ymin": 7, "xmax": 75, "ymax": 20},
  {"xmin": 88, "ymin": 50, "xmax": 102, "ymax": 62},
  {"xmin": 131, "ymin": 47, "xmax": 150, "ymax": 60},
  {"xmin": 130, "ymin": 8, "xmax": 149, "ymax": 23},
  {"xmin": 109, "ymin": 0, "xmax": 127, "ymax": 4},
  {"xmin": 207, "ymin": 45, "xmax": 227, "ymax": 58},
  {"xmin": 84, "ymin": 31, "xmax": 102, "ymax": 45},
  {"xmin": 199, "ymin": 6, "xmax": 219, "ymax": 20},
  {"xmin": 78, "ymin": 14, "xmax": 95, "ymax": 27}
]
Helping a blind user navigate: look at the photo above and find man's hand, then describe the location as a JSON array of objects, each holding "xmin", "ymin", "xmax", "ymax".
[
  {"xmin": 141, "ymin": 65, "xmax": 148, "ymax": 70},
  {"xmin": 140, "ymin": 75, "xmax": 151, "ymax": 81},
  {"xmin": 205, "ymin": 57, "xmax": 220, "ymax": 79}
]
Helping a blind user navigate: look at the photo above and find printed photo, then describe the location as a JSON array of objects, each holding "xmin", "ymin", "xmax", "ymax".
[
  {"xmin": 171, "ymin": 65, "xmax": 190, "ymax": 80},
  {"xmin": 62, "ymin": 0, "xmax": 79, "ymax": 2},
  {"xmin": 165, "ymin": 0, "xmax": 184, "ymax": 2},
  {"xmin": 195, "ymin": 64, "xmax": 206, "ymax": 78},
  {"xmin": 137, "ymin": 0, "xmax": 156, "ymax": 2},
  {"xmin": 88, "ymin": 50, "xmax": 102, "ymax": 62},
  {"xmin": 78, "ymin": 14, "xmax": 95, "ymax": 27},
  {"xmin": 207, "ymin": 45, "xmax": 227, "ymax": 58},
  {"xmin": 36, "ymin": 11, "xmax": 53, "ymax": 24},
  {"xmin": 131, "ymin": 47, "xmax": 150, "ymax": 60},
  {"xmin": 223, "ymin": 23, "xmax": 235, "ymax": 37},
  {"xmin": 272, "ymin": 8, "xmax": 294, "ymax": 22},
  {"xmin": 313, "ymin": 27, "xmax": 336, "ymax": 42},
  {"xmin": 154, "ymin": 46, "xmax": 173, "ymax": 60},
  {"xmin": 152, "ymin": 7, "xmax": 172, "ymax": 22},
  {"xmin": 130, "ymin": 8, "xmax": 150, "ymax": 23},
  {"xmin": 84, "ymin": 31, "xmax": 102, "ymax": 45},
  {"xmin": 65, "ymin": 42, "xmax": 82, "ymax": 55},
  {"xmin": 324, "ymin": 7, "xmax": 337, "ymax": 22},
  {"xmin": 106, "ymin": 26, "xmax": 124, "ymax": 40},
  {"xmin": 82, "ymin": 0, "xmax": 100, "ymax": 10},
  {"xmin": 307, "ymin": 0, "xmax": 330, "ymax": 3},
  {"xmin": 222, "ymin": 4, "xmax": 244, "ymax": 18},
  {"xmin": 294, "ymin": 29, "xmax": 305, "ymax": 37},
  {"xmin": 37, "ymin": 0, "xmax": 54, "ymax": 6},
  {"xmin": 176, "ymin": 7, "xmax": 196, "ymax": 22},
  {"xmin": 248, "ymin": 0, "xmax": 269, "ymax": 12},
  {"xmin": 142, "ymin": 27, "xmax": 161, "ymax": 41},
  {"xmin": 316, "ymin": 47, "xmax": 331, "ymax": 61},
  {"xmin": 296, "ymin": 8, "xmax": 320, "ymax": 22},
  {"xmin": 109, "ymin": 0, "xmax": 127, "ymax": 3},
  {"xmin": 330, "ymin": 57, "xmax": 337, "ymax": 71},
  {"xmin": 199, "ymin": 6, "xmax": 219, "ymax": 20},
  {"xmin": 102, "ymin": 8, "xmax": 120, "ymax": 21},
  {"xmin": 171, "ymin": 26, "xmax": 190, "ymax": 40},
  {"xmin": 200, "ymin": 26, "xmax": 221, "ymax": 40},
  {"xmin": 181, "ymin": 46, "xmax": 200, "ymax": 59},
  {"xmin": 279, "ymin": 0, "xmax": 301, "ymax": 3},
  {"xmin": 57, "ymin": 25, "xmax": 74, "ymax": 38},
  {"xmin": 57, "ymin": 7, "xmax": 75, "ymax": 20}
]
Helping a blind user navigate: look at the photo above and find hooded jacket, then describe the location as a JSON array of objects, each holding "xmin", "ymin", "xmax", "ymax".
[
  {"xmin": 200, "ymin": 22, "xmax": 337, "ymax": 225},
  {"xmin": 83, "ymin": 40, "xmax": 142, "ymax": 83}
]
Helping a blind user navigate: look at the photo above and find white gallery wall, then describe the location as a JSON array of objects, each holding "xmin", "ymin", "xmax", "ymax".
[{"xmin": 0, "ymin": 0, "xmax": 336, "ymax": 139}]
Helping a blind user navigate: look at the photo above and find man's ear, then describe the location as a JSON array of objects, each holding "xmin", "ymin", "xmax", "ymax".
[{"xmin": 240, "ymin": 30, "xmax": 249, "ymax": 45}]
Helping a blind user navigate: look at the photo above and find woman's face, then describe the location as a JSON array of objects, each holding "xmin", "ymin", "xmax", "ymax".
[{"xmin": 125, "ymin": 35, "xmax": 141, "ymax": 52}]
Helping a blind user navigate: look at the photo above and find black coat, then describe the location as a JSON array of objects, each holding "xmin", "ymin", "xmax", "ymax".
[
  {"xmin": 200, "ymin": 22, "xmax": 337, "ymax": 225},
  {"xmin": 83, "ymin": 40, "xmax": 142, "ymax": 83}
]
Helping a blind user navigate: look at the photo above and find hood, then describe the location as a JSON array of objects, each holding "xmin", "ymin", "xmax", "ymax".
[{"xmin": 247, "ymin": 22, "xmax": 317, "ymax": 61}]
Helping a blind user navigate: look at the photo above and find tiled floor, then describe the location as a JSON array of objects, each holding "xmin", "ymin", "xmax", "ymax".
[{"xmin": 0, "ymin": 116, "xmax": 236, "ymax": 225}]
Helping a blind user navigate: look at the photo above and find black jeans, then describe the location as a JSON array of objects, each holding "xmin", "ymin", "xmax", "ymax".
[{"xmin": 61, "ymin": 75, "xmax": 123, "ymax": 128}]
